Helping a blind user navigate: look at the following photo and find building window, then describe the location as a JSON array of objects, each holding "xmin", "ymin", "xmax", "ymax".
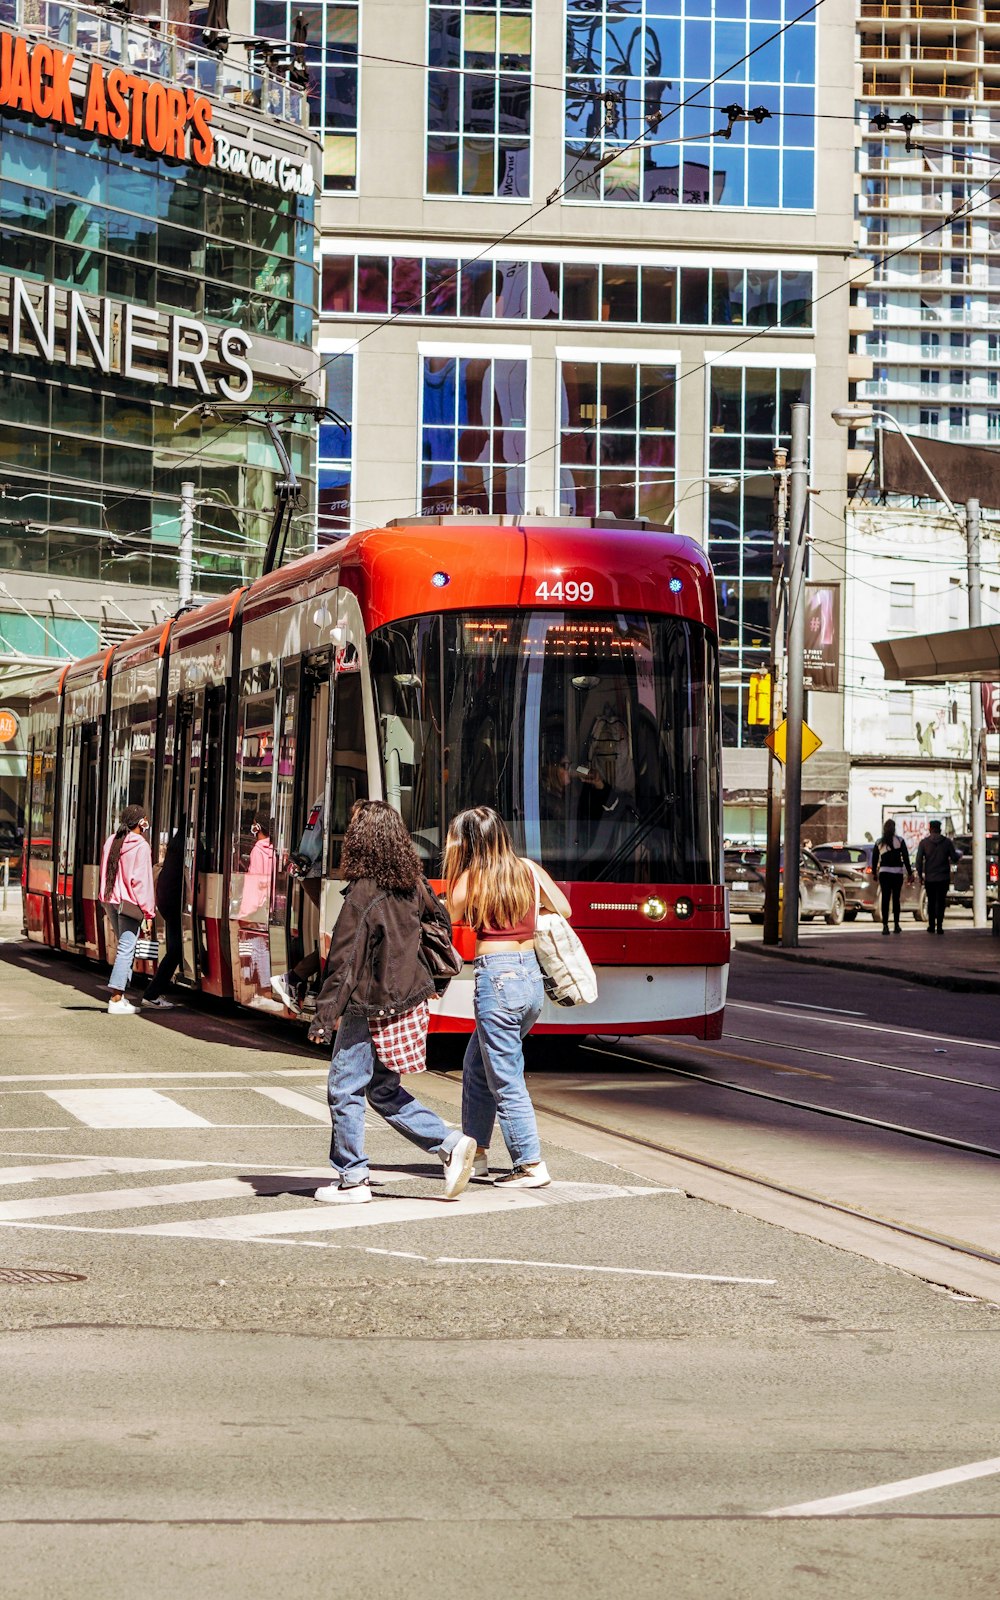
[
  {"xmin": 420, "ymin": 354, "xmax": 527, "ymax": 514},
  {"xmin": 888, "ymin": 690, "xmax": 913, "ymax": 741},
  {"xmin": 317, "ymin": 353, "xmax": 354, "ymax": 544},
  {"xmin": 889, "ymin": 581, "xmax": 915, "ymax": 630},
  {"xmin": 564, "ymin": 2, "xmax": 815, "ymax": 209},
  {"xmin": 557, "ymin": 358, "xmax": 676, "ymax": 521},
  {"xmin": 321, "ymin": 251, "xmax": 813, "ymax": 330},
  {"xmin": 949, "ymin": 577, "xmax": 962, "ymax": 627},
  {"xmin": 707, "ymin": 363, "xmax": 811, "ymax": 748},
  {"xmin": 427, "ymin": 1, "xmax": 532, "ymax": 198},
  {"xmin": 255, "ymin": 1, "xmax": 359, "ymax": 192}
]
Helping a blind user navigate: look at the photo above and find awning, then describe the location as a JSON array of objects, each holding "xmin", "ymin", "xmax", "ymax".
[{"xmin": 874, "ymin": 623, "xmax": 1000, "ymax": 684}]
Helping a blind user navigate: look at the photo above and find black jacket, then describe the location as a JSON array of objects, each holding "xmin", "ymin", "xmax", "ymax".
[
  {"xmin": 915, "ymin": 832, "xmax": 960, "ymax": 884},
  {"xmin": 872, "ymin": 835, "xmax": 912, "ymax": 875},
  {"xmin": 155, "ymin": 831, "xmax": 185, "ymax": 917},
  {"xmin": 315, "ymin": 875, "xmax": 452, "ymax": 1027}
]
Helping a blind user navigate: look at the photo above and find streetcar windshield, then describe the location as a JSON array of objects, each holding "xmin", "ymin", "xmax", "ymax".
[{"xmin": 369, "ymin": 611, "xmax": 720, "ymax": 885}]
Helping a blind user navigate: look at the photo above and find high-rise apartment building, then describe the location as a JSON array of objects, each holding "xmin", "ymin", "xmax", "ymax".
[{"xmin": 858, "ymin": 1, "xmax": 1000, "ymax": 448}]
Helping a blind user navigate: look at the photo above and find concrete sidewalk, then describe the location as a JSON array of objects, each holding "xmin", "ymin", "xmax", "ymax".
[{"xmin": 736, "ymin": 921, "xmax": 1000, "ymax": 994}]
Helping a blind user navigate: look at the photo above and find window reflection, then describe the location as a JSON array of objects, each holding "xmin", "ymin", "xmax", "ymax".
[
  {"xmin": 254, "ymin": 0, "xmax": 359, "ymax": 193},
  {"xmin": 427, "ymin": 1, "xmax": 532, "ymax": 198},
  {"xmin": 420, "ymin": 355, "xmax": 526, "ymax": 516},
  {"xmin": 559, "ymin": 360, "xmax": 675, "ymax": 522}
]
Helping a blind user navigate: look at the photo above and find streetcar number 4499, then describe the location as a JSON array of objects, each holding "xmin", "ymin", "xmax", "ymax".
[{"xmin": 535, "ymin": 581, "xmax": 594, "ymax": 602}]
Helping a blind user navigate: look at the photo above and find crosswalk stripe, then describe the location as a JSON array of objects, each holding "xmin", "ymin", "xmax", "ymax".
[
  {"xmin": 252, "ymin": 1087, "xmax": 329, "ymax": 1121},
  {"xmin": 125, "ymin": 1181, "xmax": 662, "ymax": 1239},
  {"xmin": 0, "ymin": 1157, "xmax": 202, "ymax": 1186},
  {"xmin": 0, "ymin": 1176, "xmax": 317, "ymax": 1221},
  {"xmin": 45, "ymin": 1089, "xmax": 213, "ymax": 1128}
]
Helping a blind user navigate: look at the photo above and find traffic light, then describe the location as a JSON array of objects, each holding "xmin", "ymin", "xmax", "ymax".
[{"xmin": 748, "ymin": 672, "xmax": 771, "ymax": 726}]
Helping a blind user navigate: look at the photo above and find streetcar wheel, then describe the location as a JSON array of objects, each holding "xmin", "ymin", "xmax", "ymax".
[{"xmin": 825, "ymin": 891, "xmax": 846, "ymax": 926}]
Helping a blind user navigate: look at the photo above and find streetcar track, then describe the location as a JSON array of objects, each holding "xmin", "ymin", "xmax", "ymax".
[
  {"xmin": 577, "ymin": 1044, "xmax": 1000, "ymax": 1162},
  {"xmin": 512, "ymin": 1050, "xmax": 1000, "ymax": 1274},
  {"xmin": 720, "ymin": 1034, "xmax": 1000, "ymax": 1095},
  {"xmin": 729, "ymin": 1000, "xmax": 1000, "ymax": 1054}
]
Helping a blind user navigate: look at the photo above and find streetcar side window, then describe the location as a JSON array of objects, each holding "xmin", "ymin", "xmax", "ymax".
[
  {"xmin": 328, "ymin": 650, "xmax": 368, "ymax": 872},
  {"xmin": 369, "ymin": 617, "xmax": 442, "ymax": 865},
  {"xmin": 28, "ymin": 746, "xmax": 56, "ymax": 860},
  {"xmin": 234, "ymin": 681, "xmax": 277, "ymax": 872},
  {"xmin": 107, "ymin": 700, "xmax": 156, "ymax": 828}
]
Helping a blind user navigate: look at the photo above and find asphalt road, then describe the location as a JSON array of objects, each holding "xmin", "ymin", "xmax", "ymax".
[{"xmin": 1, "ymin": 934, "xmax": 999, "ymax": 1599}]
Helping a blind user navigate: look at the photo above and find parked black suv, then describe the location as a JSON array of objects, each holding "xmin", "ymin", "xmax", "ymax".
[{"xmin": 949, "ymin": 834, "xmax": 999, "ymax": 908}]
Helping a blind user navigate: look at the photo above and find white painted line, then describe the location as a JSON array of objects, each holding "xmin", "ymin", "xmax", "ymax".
[
  {"xmin": 764, "ymin": 1455, "xmax": 1000, "ymax": 1518},
  {"xmin": 730, "ymin": 1000, "xmax": 1000, "ymax": 1054},
  {"xmin": 46, "ymin": 1089, "xmax": 213, "ymax": 1129},
  {"xmin": 252, "ymin": 1087, "xmax": 329, "ymax": 1121},
  {"xmin": 0, "ymin": 1070, "xmax": 326, "ymax": 1085},
  {"xmin": 0, "ymin": 1157, "xmax": 201, "ymax": 1186},
  {"xmin": 418, "ymin": 1254, "xmax": 772, "ymax": 1285},
  {"xmin": 0, "ymin": 1124, "xmax": 326, "ymax": 1132},
  {"xmin": 773, "ymin": 1001, "xmax": 867, "ymax": 1016},
  {"xmin": 122, "ymin": 1180, "xmax": 663, "ymax": 1239},
  {"xmin": 0, "ymin": 1176, "xmax": 311, "ymax": 1221}
]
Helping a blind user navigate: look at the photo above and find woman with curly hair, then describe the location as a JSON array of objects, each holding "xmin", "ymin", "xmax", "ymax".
[
  {"xmin": 313, "ymin": 800, "xmax": 477, "ymax": 1204},
  {"xmin": 444, "ymin": 805, "xmax": 571, "ymax": 1189}
]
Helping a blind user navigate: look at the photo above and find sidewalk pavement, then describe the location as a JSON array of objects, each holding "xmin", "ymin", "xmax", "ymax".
[{"xmin": 736, "ymin": 920, "xmax": 1000, "ymax": 995}]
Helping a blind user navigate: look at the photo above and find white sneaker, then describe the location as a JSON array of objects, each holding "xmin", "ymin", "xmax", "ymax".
[
  {"xmin": 494, "ymin": 1161, "xmax": 551, "ymax": 1189},
  {"xmin": 441, "ymin": 1134, "xmax": 477, "ymax": 1200},
  {"xmin": 472, "ymin": 1150, "xmax": 490, "ymax": 1180},
  {"xmin": 270, "ymin": 973, "xmax": 302, "ymax": 1015},
  {"xmin": 141, "ymin": 995, "xmax": 175, "ymax": 1010},
  {"xmin": 315, "ymin": 1180, "xmax": 372, "ymax": 1204},
  {"xmin": 107, "ymin": 997, "xmax": 138, "ymax": 1015}
]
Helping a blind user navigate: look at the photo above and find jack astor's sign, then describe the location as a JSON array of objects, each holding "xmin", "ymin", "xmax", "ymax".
[
  {"xmin": 1, "ymin": 272, "xmax": 255, "ymax": 400},
  {"xmin": 0, "ymin": 31, "xmax": 214, "ymax": 164}
]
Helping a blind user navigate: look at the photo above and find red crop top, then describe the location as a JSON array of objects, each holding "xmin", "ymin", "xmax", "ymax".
[{"xmin": 477, "ymin": 870, "xmax": 539, "ymax": 943}]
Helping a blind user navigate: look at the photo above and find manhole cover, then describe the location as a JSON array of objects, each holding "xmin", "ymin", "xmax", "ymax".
[{"xmin": 0, "ymin": 1268, "xmax": 87, "ymax": 1285}]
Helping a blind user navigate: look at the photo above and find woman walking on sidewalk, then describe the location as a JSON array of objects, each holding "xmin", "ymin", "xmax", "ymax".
[
  {"xmin": 872, "ymin": 817, "xmax": 914, "ymax": 936},
  {"xmin": 100, "ymin": 805, "xmax": 155, "ymax": 1015},
  {"xmin": 444, "ymin": 806, "xmax": 571, "ymax": 1189},
  {"xmin": 313, "ymin": 801, "xmax": 477, "ymax": 1205}
]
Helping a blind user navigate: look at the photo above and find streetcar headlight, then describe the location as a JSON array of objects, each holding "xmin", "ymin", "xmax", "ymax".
[
  {"xmin": 673, "ymin": 896, "xmax": 694, "ymax": 919},
  {"xmin": 668, "ymin": 577, "xmax": 683, "ymax": 593},
  {"xmin": 641, "ymin": 895, "xmax": 668, "ymax": 922},
  {"xmin": 431, "ymin": 571, "xmax": 450, "ymax": 588}
]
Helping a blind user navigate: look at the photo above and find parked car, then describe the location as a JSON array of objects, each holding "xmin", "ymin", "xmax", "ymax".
[
  {"xmin": 0, "ymin": 821, "xmax": 22, "ymax": 863},
  {"xmin": 948, "ymin": 834, "xmax": 999, "ymax": 908},
  {"xmin": 811, "ymin": 842, "xmax": 927, "ymax": 922},
  {"xmin": 725, "ymin": 847, "xmax": 849, "ymax": 925}
]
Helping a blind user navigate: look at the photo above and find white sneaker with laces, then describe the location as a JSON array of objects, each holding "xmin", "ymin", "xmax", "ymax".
[
  {"xmin": 315, "ymin": 1180, "xmax": 372, "ymax": 1204},
  {"xmin": 472, "ymin": 1150, "xmax": 490, "ymax": 1180},
  {"xmin": 270, "ymin": 973, "xmax": 302, "ymax": 1014},
  {"xmin": 440, "ymin": 1134, "xmax": 477, "ymax": 1200},
  {"xmin": 494, "ymin": 1161, "xmax": 551, "ymax": 1189},
  {"xmin": 107, "ymin": 997, "xmax": 138, "ymax": 1015}
]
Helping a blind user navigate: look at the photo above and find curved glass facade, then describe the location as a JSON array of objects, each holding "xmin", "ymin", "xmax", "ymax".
[{"xmin": 0, "ymin": 8, "xmax": 321, "ymax": 594}]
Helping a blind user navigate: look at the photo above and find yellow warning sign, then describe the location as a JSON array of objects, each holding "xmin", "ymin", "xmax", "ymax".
[{"xmin": 765, "ymin": 718, "xmax": 822, "ymax": 766}]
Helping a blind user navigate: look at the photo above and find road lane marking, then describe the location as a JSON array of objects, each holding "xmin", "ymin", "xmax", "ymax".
[
  {"xmin": 724, "ymin": 1033, "xmax": 1000, "ymax": 1094},
  {"xmin": 120, "ymin": 1181, "xmax": 663, "ymax": 1239},
  {"xmin": 0, "ymin": 1070, "xmax": 325, "ymax": 1084},
  {"xmin": 45, "ymin": 1089, "xmax": 213, "ymax": 1128},
  {"xmin": 422, "ymin": 1253, "xmax": 772, "ymax": 1284},
  {"xmin": 764, "ymin": 1455, "xmax": 1000, "ymax": 1517},
  {"xmin": 730, "ymin": 1000, "xmax": 1000, "ymax": 1054},
  {"xmin": 0, "ymin": 1157, "xmax": 201, "ymax": 1186},
  {"xmin": 252, "ymin": 1087, "xmax": 329, "ymax": 1121},
  {"xmin": 773, "ymin": 1001, "xmax": 866, "ymax": 1016},
  {"xmin": 0, "ymin": 1176, "xmax": 317, "ymax": 1220}
]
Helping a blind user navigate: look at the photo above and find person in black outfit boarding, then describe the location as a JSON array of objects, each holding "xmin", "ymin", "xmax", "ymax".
[
  {"xmin": 142, "ymin": 826, "xmax": 185, "ymax": 1009},
  {"xmin": 872, "ymin": 818, "xmax": 914, "ymax": 935},
  {"xmin": 915, "ymin": 819, "xmax": 961, "ymax": 936}
]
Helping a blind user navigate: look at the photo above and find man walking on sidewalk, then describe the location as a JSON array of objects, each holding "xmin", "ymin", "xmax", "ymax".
[{"xmin": 915, "ymin": 819, "xmax": 961, "ymax": 937}]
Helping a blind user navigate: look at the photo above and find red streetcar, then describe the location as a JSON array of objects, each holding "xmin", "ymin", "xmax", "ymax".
[{"xmin": 23, "ymin": 516, "xmax": 729, "ymax": 1039}]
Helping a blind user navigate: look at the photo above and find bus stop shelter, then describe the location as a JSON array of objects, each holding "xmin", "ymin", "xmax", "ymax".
[{"xmin": 874, "ymin": 623, "xmax": 1000, "ymax": 685}]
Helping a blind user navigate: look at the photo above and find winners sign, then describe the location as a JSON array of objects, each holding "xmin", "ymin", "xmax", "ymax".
[{"xmin": 0, "ymin": 30, "xmax": 213, "ymax": 165}]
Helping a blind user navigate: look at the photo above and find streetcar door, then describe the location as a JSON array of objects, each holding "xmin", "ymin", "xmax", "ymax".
[
  {"xmin": 173, "ymin": 695, "xmax": 198, "ymax": 982},
  {"xmin": 193, "ymin": 686, "xmax": 227, "ymax": 992},
  {"xmin": 73, "ymin": 724, "xmax": 100, "ymax": 950},
  {"xmin": 267, "ymin": 652, "xmax": 333, "ymax": 987},
  {"xmin": 54, "ymin": 725, "xmax": 80, "ymax": 950}
]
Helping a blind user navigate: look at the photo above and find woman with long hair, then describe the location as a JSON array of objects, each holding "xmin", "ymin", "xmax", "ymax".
[
  {"xmin": 313, "ymin": 800, "xmax": 477, "ymax": 1205},
  {"xmin": 100, "ymin": 803, "xmax": 155, "ymax": 1015},
  {"xmin": 872, "ymin": 816, "xmax": 914, "ymax": 935},
  {"xmin": 444, "ymin": 806, "xmax": 571, "ymax": 1189}
]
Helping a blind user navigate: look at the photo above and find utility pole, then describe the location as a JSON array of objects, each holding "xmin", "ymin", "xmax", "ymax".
[
  {"xmin": 781, "ymin": 403, "xmax": 810, "ymax": 949},
  {"xmin": 179, "ymin": 481, "xmax": 195, "ymax": 609},
  {"xmin": 762, "ymin": 446, "xmax": 787, "ymax": 945},
  {"xmin": 967, "ymin": 496, "xmax": 987, "ymax": 928}
]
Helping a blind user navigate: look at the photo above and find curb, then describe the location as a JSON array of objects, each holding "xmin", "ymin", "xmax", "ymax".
[{"xmin": 734, "ymin": 939, "xmax": 1000, "ymax": 996}]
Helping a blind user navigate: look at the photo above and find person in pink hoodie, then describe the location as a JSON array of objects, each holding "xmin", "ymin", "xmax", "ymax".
[{"xmin": 100, "ymin": 804, "xmax": 155, "ymax": 1015}]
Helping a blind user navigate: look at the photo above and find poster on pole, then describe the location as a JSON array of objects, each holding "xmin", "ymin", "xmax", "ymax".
[{"xmin": 803, "ymin": 582, "xmax": 840, "ymax": 692}]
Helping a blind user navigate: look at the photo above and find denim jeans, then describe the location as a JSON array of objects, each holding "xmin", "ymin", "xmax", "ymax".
[
  {"xmin": 462, "ymin": 951, "xmax": 545, "ymax": 1168},
  {"xmin": 327, "ymin": 1009, "xmax": 463, "ymax": 1186},
  {"xmin": 106, "ymin": 906, "xmax": 143, "ymax": 993}
]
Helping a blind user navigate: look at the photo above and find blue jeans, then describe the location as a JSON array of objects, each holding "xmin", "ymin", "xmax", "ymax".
[
  {"xmin": 327, "ymin": 1009, "xmax": 463, "ymax": 1186},
  {"xmin": 106, "ymin": 906, "xmax": 142, "ymax": 993},
  {"xmin": 462, "ymin": 951, "xmax": 544, "ymax": 1168}
]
